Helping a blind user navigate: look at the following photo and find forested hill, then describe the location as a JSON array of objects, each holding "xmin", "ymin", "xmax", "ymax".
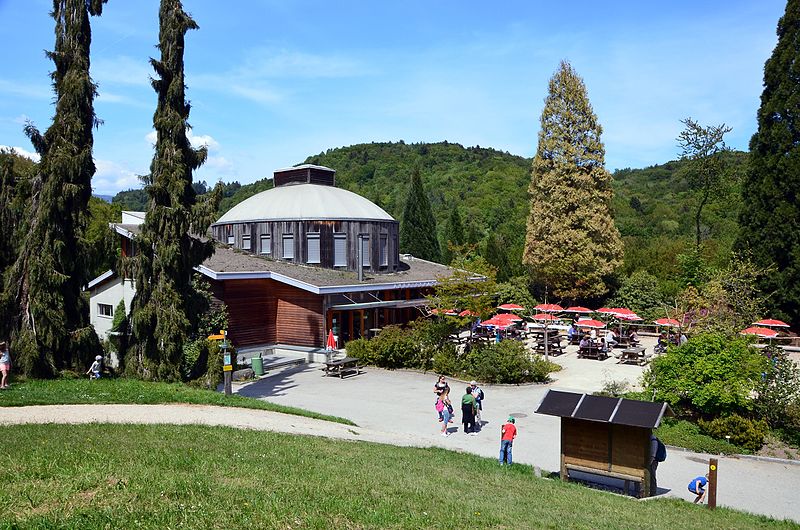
[{"xmin": 109, "ymin": 143, "xmax": 747, "ymax": 291}]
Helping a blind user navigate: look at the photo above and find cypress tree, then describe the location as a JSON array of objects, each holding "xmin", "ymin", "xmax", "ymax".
[
  {"xmin": 400, "ymin": 167, "xmax": 441, "ymax": 262},
  {"xmin": 441, "ymin": 206, "xmax": 464, "ymax": 264},
  {"xmin": 736, "ymin": 0, "xmax": 800, "ymax": 326},
  {"xmin": 4, "ymin": 0, "xmax": 107, "ymax": 377},
  {"xmin": 523, "ymin": 60, "xmax": 623, "ymax": 299},
  {"xmin": 126, "ymin": 0, "xmax": 219, "ymax": 381}
]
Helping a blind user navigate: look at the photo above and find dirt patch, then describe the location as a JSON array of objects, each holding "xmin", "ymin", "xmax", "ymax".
[{"xmin": 757, "ymin": 433, "xmax": 800, "ymax": 460}]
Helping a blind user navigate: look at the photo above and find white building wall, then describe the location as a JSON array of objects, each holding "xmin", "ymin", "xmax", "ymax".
[{"xmin": 89, "ymin": 277, "xmax": 136, "ymax": 340}]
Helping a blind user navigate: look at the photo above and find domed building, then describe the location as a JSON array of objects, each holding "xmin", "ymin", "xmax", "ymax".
[{"xmin": 89, "ymin": 164, "xmax": 460, "ymax": 360}]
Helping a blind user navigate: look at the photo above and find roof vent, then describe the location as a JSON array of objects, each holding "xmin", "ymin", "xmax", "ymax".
[{"xmin": 274, "ymin": 164, "xmax": 336, "ymax": 187}]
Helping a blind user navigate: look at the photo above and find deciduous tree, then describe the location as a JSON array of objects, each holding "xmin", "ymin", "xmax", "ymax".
[
  {"xmin": 676, "ymin": 118, "xmax": 732, "ymax": 251},
  {"xmin": 736, "ymin": 0, "xmax": 800, "ymax": 327},
  {"xmin": 523, "ymin": 61, "xmax": 622, "ymax": 299},
  {"xmin": 126, "ymin": 0, "xmax": 220, "ymax": 381}
]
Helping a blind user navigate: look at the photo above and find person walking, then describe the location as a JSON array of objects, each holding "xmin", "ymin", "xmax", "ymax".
[
  {"xmin": 470, "ymin": 380, "xmax": 484, "ymax": 430},
  {"xmin": 434, "ymin": 375, "xmax": 450, "ymax": 422},
  {"xmin": 437, "ymin": 389, "xmax": 453, "ymax": 436},
  {"xmin": 499, "ymin": 416, "xmax": 517, "ymax": 465},
  {"xmin": 648, "ymin": 434, "xmax": 667, "ymax": 496},
  {"xmin": 0, "ymin": 342, "xmax": 10, "ymax": 389},
  {"xmin": 461, "ymin": 386, "xmax": 477, "ymax": 435}
]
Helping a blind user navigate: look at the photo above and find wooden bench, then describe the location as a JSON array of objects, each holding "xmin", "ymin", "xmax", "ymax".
[
  {"xmin": 564, "ymin": 463, "xmax": 643, "ymax": 497},
  {"xmin": 533, "ymin": 338, "xmax": 564, "ymax": 356},
  {"xmin": 322, "ymin": 356, "xmax": 360, "ymax": 378},
  {"xmin": 578, "ymin": 345, "xmax": 608, "ymax": 360}
]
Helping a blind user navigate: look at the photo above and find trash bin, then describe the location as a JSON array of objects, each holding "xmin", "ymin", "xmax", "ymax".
[{"xmin": 251, "ymin": 355, "xmax": 264, "ymax": 377}]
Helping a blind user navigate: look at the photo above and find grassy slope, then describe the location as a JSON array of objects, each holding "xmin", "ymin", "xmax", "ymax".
[
  {"xmin": 0, "ymin": 378, "xmax": 354, "ymax": 426},
  {"xmin": 0, "ymin": 424, "xmax": 794, "ymax": 529}
]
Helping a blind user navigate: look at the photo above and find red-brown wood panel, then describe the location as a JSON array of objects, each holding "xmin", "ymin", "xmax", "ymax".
[
  {"xmin": 271, "ymin": 281, "xmax": 324, "ymax": 347},
  {"xmin": 222, "ymin": 279, "xmax": 273, "ymax": 346}
]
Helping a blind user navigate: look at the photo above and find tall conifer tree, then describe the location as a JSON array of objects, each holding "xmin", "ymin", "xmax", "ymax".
[
  {"xmin": 4, "ymin": 0, "xmax": 107, "ymax": 377},
  {"xmin": 126, "ymin": 0, "xmax": 219, "ymax": 381},
  {"xmin": 400, "ymin": 167, "xmax": 441, "ymax": 262},
  {"xmin": 441, "ymin": 206, "xmax": 464, "ymax": 264},
  {"xmin": 736, "ymin": 0, "xmax": 800, "ymax": 326},
  {"xmin": 523, "ymin": 61, "xmax": 622, "ymax": 299}
]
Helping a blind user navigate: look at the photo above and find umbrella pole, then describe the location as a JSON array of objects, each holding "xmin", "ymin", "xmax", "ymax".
[{"xmin": 544, "ymin": 321, "xmax": 549, "ymax": 361}]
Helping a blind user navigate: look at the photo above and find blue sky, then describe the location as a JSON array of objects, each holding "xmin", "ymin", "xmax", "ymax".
[{"xmin": 0, "ymin": 0, "xmax": 786, "ymax": 195}]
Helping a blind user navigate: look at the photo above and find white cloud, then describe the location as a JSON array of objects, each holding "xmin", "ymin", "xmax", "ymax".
[
  {"xmin": 144, "ymin": 129, "xmax": 220, "ymax": 150},
  {"xmin": 0, "ymin": 145, "xmax": 40, "ymax": 162},
  {"xmin": 203, "ymin": 155, "xmax": 234, "ymax": 173},
  {"xmin": 0, "ymin": 79, "xmax": 50, "ymax": 100},
  {"xmin": 92, "ymin": 158, "xmax": 142, "ymax": 195},
  {"xmin": 236, "ymin": 48, "xmax": 367, "ymax": 79},
  {"xmin": 92, "ymin": 55, "xmax": 152, "ymax": 87}
]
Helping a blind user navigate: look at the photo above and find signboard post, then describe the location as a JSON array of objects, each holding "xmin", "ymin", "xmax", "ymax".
[
  {"xmin": 708, "ymin": 458, "xmax": 718, "ymax": 510},
  {"xmin": 220, "ymin": 330, "xmax": 232, "ymax": 396}
]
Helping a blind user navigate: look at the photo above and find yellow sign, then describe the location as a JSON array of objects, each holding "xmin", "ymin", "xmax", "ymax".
[
  {"xmin": 223, "ymin": 365, "xmax": 233, "ymax": 372},
  {"xmin": 710, "ymin": 464, "xmax": 716, "ymax": 471},
  {"xmin": 207, "ymin": 334, "xmax": 225, "ymax": 340}
]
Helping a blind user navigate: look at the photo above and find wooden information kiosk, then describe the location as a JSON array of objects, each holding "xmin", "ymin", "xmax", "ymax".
[{"xmin": 535, "ymin": 390, "xmax": 673, "ymax": 497}]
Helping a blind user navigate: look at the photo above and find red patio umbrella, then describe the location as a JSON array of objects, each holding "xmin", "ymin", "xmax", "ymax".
[
  {"xmin": 430, "ymin": 308, "xmax": 457, "ymax": 316},
  {"xmin": 326, "ymin": 329, "xmax": 337, "ymax": 351},
  {"xmin": 616, "ymin": 313, "xmax": 643, "ymax": 321},
  {"xmin": 576, "ymin": 319, "xmax": 607, "ymax": 329},
  {"xmin": 654, "ymin": 318, "xmax": 681, "ymax": 327},
  {"xmin": 533, "ymin": 313, "xmax": 558, "ymax": 321},
  {"xmin": 753, "ymin": 319, "xmax": 790, "ymax": 328},
  {"xmin": 459, "ymin": 309, "xmax": 479, "ymax": 317},
  {"xmin": 495, "ymin": 313, "xmax": 523, "ymax": 322},
  {"xmin": 596, "ymin": 307, "xmax": 615, "ymax": 315},
  {"xmin": 498, "ymin": 303, "xmax": 525, "ymax": 311},
  {"xmin": 534, "ymin": 303, "xmax": 564, "ymax": 312},
  {"xmin": 563, "ymin": 306, "xmax": 593, "ymax": 313},
  {"xmin": 740, "ymin": 326, "xmax": 779, "ymax": 338},
  {"xmin": 481, "ymin": 317, "xmax": 511, "ymax": 328}
]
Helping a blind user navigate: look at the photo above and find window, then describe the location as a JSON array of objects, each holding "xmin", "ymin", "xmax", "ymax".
[
  {"xmin": 98, "ymin": 303, "xmax": 114, "ymax": 318},
  {"xmin": 260, "ymin": 234, "xmax": 271, "ymax": 255},
  {"xmin": 334, "ymin": 234, "xmax": 346, "ymax": 267},
  {"xmin": 307, "ymin": 233, "xmax": 320, "ymax": 264},
  {"xmin": 380, "ymin": 235, "xmax": 388, "ymax": 267},
  {"xmin": 242, "ymin": 234, "xmax": 251, "ymax": 250},
  {"xmin": 282, "ymin": 234, "xmax": 294, "ymax": 259},
  {"xmin": 227, "ymin": 232, "xmax": 234, "ymax": 245},
  {"xmin": 360, "ymin": 236, "xmax": 370, "ymax": 267}
]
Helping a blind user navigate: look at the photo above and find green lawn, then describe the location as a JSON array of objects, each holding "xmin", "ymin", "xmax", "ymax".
[
  {"xmin": 0, "ymin": 378, "xmax": 354, "ymax": 425},
  {"xmin": 0, "ymin": 424, "xmax": 795, "ymax": 529}
]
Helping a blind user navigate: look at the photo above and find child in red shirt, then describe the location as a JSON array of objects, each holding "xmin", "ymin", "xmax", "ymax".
[{"xmin": 499, "ymin": 417, "xmax": 517, "ymax": 465}]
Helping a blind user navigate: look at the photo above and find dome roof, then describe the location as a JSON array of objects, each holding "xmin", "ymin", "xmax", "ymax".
[{"xmin": 214, "ymin": 183, "xmax": 395, "ymax": 224}]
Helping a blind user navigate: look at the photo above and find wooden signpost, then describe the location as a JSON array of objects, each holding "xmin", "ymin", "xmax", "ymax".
[
  {"xmin": 708, "ymin": 458, "xmax": 718, "ymax": 510},
  {"xmin": 209, "ymin": 330, "xmax": 232, "ymax": 396}
]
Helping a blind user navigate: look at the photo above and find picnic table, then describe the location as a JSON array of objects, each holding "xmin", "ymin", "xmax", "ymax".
[
  {"xmin": 578, "ymin": 344, "xmax": 608, "ymax": 360},
  {"xmin": 614, "ymin": 335, "xmax": 640, "ymax": 348},
  {"xmin": 322, "ymin": 356, "xmax": 361, "ymax": 378},
  {"xmin": 532, "ymin": 336, "xmax": 564, "ymax": 356},
  {"xmin": 618, "ymin": 346, "xmax": 647, "ymax": 365}
]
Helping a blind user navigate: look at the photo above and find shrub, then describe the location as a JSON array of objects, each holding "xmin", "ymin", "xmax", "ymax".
[
  {"xmin": 645, "ymin": 333, "xmax": 768, "ymax": 416},
  {"xmin": 466, "ymin": 341, "xmax": 551, "ymax": 384},
  {"xmin": 344, "ymin": 338, "xmax": 373, "ymax": 365},
  {"xmin": 370, "ymin": 326, "xmax": 421, "ymax": 369},
  {"xmin": 656, "ymin": 418, "xmax": 746, "ymax": 454},
  {"xmin": 754, "ymin": 350, "xmax": 800, "ymax": 429},
  {"xmin": 431, "ymin": 347, "xmax": 464, "ymax": 378},
  {"xmin": 698, "ymin": 414, "xmax": 768, "ymax": 453}
]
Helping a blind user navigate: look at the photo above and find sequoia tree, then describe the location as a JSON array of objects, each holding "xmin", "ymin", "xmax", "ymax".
[
  {"xmin": 523, "ymin": 61, "xmax": 622, "ymax": 299},
  {"xmin": 400, "ymin": 167, "xmax": 441, "ymax": 262},
  {"xmin": 126, "ymin": 0, "xmax": 219, "ymax": 381},
  {"xmin": 4, "ymin": 0, "xmax": 107, "ymax": 377},
  {"xmin": 736, "ymin": 0, "xmax": 800, "ymax": 326}
]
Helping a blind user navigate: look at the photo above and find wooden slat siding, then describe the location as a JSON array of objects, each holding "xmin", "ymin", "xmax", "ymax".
[
  {"xmin": 223, "ymin": 279, "xmax": 273, "ymax": 346},
  {"xmin": 211, "ymin": 219, "xmax": 400, "ymax": 273},
  {"xmin": 562, "ymin": 418, "xmax": 610, "ymax": 470},
  {"xmin": 270, "ymin": 281, "xmax": 324, "ymax": 347},
  {"xmin": 610, "ymin": 424, "xmax": 648, "ymax": 478}
]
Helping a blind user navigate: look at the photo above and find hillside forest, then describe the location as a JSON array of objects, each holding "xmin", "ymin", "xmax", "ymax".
[{"xmin": 108, "ymin": 141, "xmax": 746, "ymax": 305}]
